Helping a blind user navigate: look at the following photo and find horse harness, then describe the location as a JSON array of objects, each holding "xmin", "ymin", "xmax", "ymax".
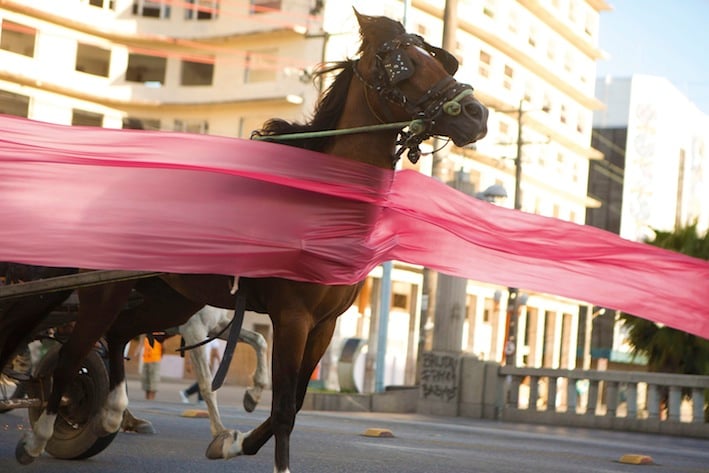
[
  {"xmin": 253, "ymin": 33, "xmax": 474, "ymax": 166},
  {"xmin": 352, "ymin": 33, "xmax": 474, "ymax": 164}
]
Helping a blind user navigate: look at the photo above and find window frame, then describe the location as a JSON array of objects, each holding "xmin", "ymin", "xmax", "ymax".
[{"xmin": 0, "ymin": 20, "xmax": 36, "ymax": 57}]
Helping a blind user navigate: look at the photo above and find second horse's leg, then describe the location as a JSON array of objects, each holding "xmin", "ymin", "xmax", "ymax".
[{"xmin": 239, "ymin": 328, "xmax": 270, "ymax": 413}]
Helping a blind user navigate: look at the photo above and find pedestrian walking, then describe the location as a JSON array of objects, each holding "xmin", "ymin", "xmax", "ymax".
[
  {"xmin": 141, "ymin": 336, "xmax": 163, "ymax": 400},
  {"xmin": 179, "ymin": 338, "xmax": 223, "ymax": 404}
]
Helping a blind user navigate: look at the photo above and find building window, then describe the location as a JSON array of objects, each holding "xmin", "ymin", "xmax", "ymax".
[
  {"xmin": 250, "ymin": 0, "xmax": 281, "ymax": 14},
  {"xmin": 546, "ymin": 41, "xmax": 556, "ymax": 62},
  {"xmin": 0, "ymin": 89, "xmax": 30, "ymax": 117},
  {"xmin": 126, "ymin": 53, "xmax": 167, "ymax": 84},
  {"xmin": 244, "ymin": 49, "xmax": 278, "ymax": 83},
  {"xmin": 392, "ymin": 293, "xmax": 409, "ymax": 310},
  {"xmin": 76, "ymin": 43, "xmax": 111, "ymax": 77},
  {"xmin": 568, "ymin": 1, "xmax": 579, "ymax": 23},
  {"xmin": 507, "ymin": 10, "xmax": 518, "ymax": 34},
  {"xmin": 72, "ymin": 109, "xmax": 103, "ymax": 127},
  {"xmin": 180, "ymin": 59, "xmax": 214, "ymax": 85},
  {"xmin": 498, "ymin": 121, "xmax": 509, "ymax": 136},
  {"xmin": 563, "ymin": 50, "xmax": 574, "ymax": 73},
  {"xmin": 185, "ymin": 0, "xmax": 219, "ymax": 20},
  {"xmin": 123, "ymin": 117, "xmax": 160, "ymax": 130},
  {"xmin": 560, "ymin": 104, "xmax": 568, "ymax": 124},
  {"xmin": 584, "ymin": 13, "xmax": 596, "ymax": 38},
  {"xmin": 482, "ymin": 0, "xmax": 496, "ymax": 18},
  {"xmin": 478, "ymin": 50, "xmax": 491, "ymax": 78},
  {"xmin": 85, "ymin": 0, "xmax": 115, "ymax": 9},
  {"xmin": 523, "ymin": 81, "xmax": 535, "ymax": 103},
  {"xmin": 132, "ymin": 0, "xmax": 171, "ymax": 18},
  {"xmin": 572, "ymin": 161, "xmax": 579, "ymax": 184},
  {"xmin": 174, "ymin": 119, "xmax": 209, "ymax": 134},
  {"xmin": 503, "ymin": 64, "xmax": 514, "ymax": 90},
  {"xmin": 528, "ymin": 31, "xmax": 537, "ymax": 48},
  {"xmin": 0, "ymin": 20, "xmax": 36, "ymax": 57},
  {"xmin": 576, "ymin": 112, "xmax": 585, "ymax": 134}
]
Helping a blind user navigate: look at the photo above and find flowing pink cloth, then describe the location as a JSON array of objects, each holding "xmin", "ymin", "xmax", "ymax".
[{"xmin": 1, "ymin": 115, "xmax": 708, "ymax": 339}]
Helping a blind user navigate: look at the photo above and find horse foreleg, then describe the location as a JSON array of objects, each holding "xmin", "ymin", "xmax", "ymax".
[
  {"xmin": 16, "ymin": 411, "xmax": 56, "ymax": 464},
  {"xmin": 239, "ymin": 328, "xmax": 270, "ymax": 413},
  {"xmin": 293, "ymin": 318, "xmax": 337, "ymax": 412},
  {"xmin": 206, "ymin": 317, "xmax": 336, "ymax": 469}
]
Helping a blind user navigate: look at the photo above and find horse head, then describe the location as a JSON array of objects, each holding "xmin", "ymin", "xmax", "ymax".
[{"xmin": 353, "ymin": 10, "xmax": 488, "ymax": 161}]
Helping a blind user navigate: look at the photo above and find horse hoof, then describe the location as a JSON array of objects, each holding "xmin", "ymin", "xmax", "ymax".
[
  {"xmin": 123, "ymin": 419, "xmax": 156, "ymax": 435},
  {"xmin": 15, "ymin": 441, "xmax": 35, "ymax": 465},
  {"xmin": 206, "ymin": 430, "xmax": 242, "ymax": 460},
  {"xmin": 243, "ymin": 391, "xmax": 257, "ymax": 413}
]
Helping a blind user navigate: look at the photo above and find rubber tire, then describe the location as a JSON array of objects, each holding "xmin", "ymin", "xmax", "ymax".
[{"xmin": 26, "ymin": 345, "xmax": 118, "ymax": 460}]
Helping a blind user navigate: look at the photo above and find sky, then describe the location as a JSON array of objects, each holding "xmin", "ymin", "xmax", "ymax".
[{"xmin": 596, "ymin": 0, "xmax": 709, "ymax": 115}]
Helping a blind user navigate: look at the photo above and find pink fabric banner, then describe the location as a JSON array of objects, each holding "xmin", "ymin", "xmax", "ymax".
[{"xmin": 1, "ymin": 115, "xmax": 708, "ymax": 339}]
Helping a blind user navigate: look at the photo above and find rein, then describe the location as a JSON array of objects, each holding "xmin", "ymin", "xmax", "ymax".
[{"xmin": 251, "ymin": 119, "xmax": 425, "ymax": 142}]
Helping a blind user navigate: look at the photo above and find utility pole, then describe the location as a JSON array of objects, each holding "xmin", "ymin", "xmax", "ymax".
[
  {"xmin": 429, "ymin": 0, "xmax": 467, "ymax": 354},
  {"xmin": 502, "ymin": 99, "xmax": 525, "ymax": 365}
]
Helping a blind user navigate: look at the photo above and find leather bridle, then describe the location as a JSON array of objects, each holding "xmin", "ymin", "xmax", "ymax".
[{"xmin": 352, "ymin": 33, "xmax": 474, "ymax": 163}]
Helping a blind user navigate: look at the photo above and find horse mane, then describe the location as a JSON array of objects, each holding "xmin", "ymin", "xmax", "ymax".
[{"xmin": 251, "ymin": 60, "xmax": 354, "ymax": 152}]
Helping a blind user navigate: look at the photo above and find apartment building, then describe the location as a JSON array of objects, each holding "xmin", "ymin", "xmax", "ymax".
[
  {"xmin": 0, "ymin": 0, "xmax": 321, "ymax": 134},
  {"xmin": 0, "ymin": 0, "xmax": 611, "ymax": 388}
]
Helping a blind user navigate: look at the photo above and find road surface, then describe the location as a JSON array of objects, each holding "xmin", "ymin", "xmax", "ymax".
[{"xmin": 0, "ymin": 379, "xmax": 706, "ymax": 472}]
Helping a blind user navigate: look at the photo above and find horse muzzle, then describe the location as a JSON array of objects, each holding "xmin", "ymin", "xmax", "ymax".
[{"xmin": 434, "ymin": 95, "xmax": 489, "ymax": 147}]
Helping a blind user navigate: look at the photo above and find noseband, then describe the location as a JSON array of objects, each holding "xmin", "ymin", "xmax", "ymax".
[{"xmin": 353, "ymin": 33, "xmax": 474, "ymax": 163}]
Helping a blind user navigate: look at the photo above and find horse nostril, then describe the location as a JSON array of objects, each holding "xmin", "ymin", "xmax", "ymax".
[{"xmin": 464, "ymin": 101, "xmax": 487, "ymax": 121}]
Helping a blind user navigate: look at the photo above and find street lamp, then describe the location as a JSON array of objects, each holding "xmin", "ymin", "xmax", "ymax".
[{"xmin": 475, "ymin": 184, "xmax": 508, "ymax": 202}]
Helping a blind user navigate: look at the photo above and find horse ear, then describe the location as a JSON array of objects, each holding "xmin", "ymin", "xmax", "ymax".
[{"xmin": 353, "ymin": 8, "xmax": 405, "ymax": 38}]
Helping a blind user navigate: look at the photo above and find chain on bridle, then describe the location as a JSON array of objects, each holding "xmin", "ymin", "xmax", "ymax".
[{"xmin": 353, "ymin": 33, "xmax": 474, "ymax": 164}]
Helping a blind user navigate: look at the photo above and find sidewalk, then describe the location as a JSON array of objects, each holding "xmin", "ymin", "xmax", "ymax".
[{"xmin": 125, "ymin": 375, "xmax": 272, "ymax": 410}]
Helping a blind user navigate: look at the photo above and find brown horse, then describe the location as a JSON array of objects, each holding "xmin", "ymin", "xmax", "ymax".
[{"xmin": 13, "ymin": 11, "xmax": 488, "ymax": 472}]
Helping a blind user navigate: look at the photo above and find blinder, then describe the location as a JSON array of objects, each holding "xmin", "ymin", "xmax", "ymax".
[
  {"xmin": 381, "ymin": 49, "xmax": 415, "ymax": 84},
  {"xmin": 426, "ymin": 45, "xmax": 459, "ymax": 76},
  {"xmin": 377, "ymin": 34, "xmax": 459, "ymax": 86}
]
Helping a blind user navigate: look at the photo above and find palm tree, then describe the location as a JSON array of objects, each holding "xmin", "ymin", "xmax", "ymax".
[{"xmin": 619, "ymin": 222, "xmax": 709, "ymax": 419}]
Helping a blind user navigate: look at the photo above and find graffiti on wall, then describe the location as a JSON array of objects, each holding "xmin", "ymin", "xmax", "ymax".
[{"xmin": 420, "ymin": 352, "xmax": 460, "ymax": 402}]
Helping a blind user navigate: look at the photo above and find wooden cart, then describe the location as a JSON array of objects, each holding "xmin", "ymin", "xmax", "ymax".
[{"xmin": 0, "ymin": 270, "xmax": 160, "ymax": 459}]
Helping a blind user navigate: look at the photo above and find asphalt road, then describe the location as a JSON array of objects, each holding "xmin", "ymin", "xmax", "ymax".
[{"xmin": 0, "ymin": 382, "xmax": 707, "ymax": 473}]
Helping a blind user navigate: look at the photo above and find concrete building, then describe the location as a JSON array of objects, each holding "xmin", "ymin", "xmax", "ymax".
[
  {"xmin": 0, "ymin": 0, "xmax": 612, "ymax": 389},
  {"xmin": 592, "ymin": 74, "xmax": 709, "ymax": 239},
  {"xmin": 587, "ymin": 74, "xmax": 709, "ymax": 367}
]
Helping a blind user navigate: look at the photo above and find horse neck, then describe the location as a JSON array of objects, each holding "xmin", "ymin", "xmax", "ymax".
[{"xmin": 324, "ymin": 80, "xmax": 399, "ymax": 170}]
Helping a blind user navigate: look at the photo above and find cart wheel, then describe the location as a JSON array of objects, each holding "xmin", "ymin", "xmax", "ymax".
[{"xmin": 26, "ymin": 345, "xmax": 118, "ymax": 460}]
